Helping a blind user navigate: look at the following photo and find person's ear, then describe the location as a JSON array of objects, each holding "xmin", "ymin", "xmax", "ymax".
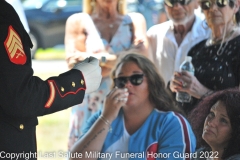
[
  {"xmin": 234, "ymin": 0, "xmax": 240, "ymax": 13},
  {"xmin": 234, "ymin": 6, "xmax": 240, "ymax": 14}
]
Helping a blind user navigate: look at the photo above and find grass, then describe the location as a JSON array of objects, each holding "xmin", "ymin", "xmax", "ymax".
[
  {"xmin": 35, "ymin": 48, "xmax": 65, "ymax": 60},
  {"xmin": 36, "ymin": 109, "xmax": 71, "ymax": 160},
  {"xmin": 34, "ymin": 52, "xmax": 71, "ymax": 160}
]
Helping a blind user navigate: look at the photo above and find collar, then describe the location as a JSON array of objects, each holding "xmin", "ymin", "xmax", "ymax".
[{"xmin": 166, "ymin": 15, "xmax": 211, "ymax": 42}]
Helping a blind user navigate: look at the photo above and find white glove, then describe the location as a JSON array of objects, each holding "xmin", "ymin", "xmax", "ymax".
[{"xmin": 73, "ymin": 56, "xmax": 102, "ymax": 94}]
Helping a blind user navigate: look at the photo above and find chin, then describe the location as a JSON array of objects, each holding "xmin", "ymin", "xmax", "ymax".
[
  {"xmin": 173, "ymin": 18, "xmax": 189, "ymax": 25},
  {"xmin": 202, "ymin": 133, "xmax": 213, "ymax": 144},
  {"xmin": 208, "ymin": 19, "xmax": 224, "ymax": 26},
  {"xmin": 125, "ymin": 101, "xmax": 138, "ymax": 108},
  {"xmin": 125, "ymin": 101, "xmax": 133, "ymax": 107}
]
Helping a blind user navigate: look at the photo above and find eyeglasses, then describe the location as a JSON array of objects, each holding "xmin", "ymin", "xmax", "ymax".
[
  {"xmin": 114, "ymin": 74, "xmax": 144, "ymax": 88},
  {"xmin": 200, "ymin": 0, "xmax": 229, "ymax": 10},
  {"xmin": 164, "ymin": 0, "xmax": 192, "ymax": 7}
]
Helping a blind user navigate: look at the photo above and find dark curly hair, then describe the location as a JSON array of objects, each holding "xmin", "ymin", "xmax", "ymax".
[
  {"xmin": 111, "ymin": 53, "xmax": 184, "ymax": 114},
  {"xmin": 188, "ymin": 87, "xmax": 240, "ymax": 159}
]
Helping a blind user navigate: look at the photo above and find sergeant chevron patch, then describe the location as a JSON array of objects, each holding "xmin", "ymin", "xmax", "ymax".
[{"xmin": 4, "ymin": 25, "xmax": 26, "ymax": 65}]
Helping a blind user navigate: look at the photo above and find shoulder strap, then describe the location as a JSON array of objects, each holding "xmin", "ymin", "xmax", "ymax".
[{"xmin": 80, "ymin": 13, "xmax": 105, "ymax": 52}]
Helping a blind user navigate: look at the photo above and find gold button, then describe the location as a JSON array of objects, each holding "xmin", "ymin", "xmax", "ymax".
[
  {"xmin": 20, "ymin": 124, "xmax": 24, "ymax": 130},
  {"xmin": 81, "ymin": 79, "xmax": 84, "ymax": 85},
  {"xmin": 61, "ymin": 87, "xmax": 64, "ymax": 92},
  {"xmin": 72, "ymin": 82, "xmax": 75, "ymax": 87}
]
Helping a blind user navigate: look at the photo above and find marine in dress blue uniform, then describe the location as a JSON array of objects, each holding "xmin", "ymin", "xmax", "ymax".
[{"xmin": 0, "ymin": 1, "xmax": 101, "ymax": 158}]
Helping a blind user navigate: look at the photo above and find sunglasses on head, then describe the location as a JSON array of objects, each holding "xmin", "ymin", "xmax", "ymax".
[
  {"xmin": 114, "ymin": 74, "xmax": 144, "ymax": 89},
  {"xmin": 164, "ymin": 0, "xmax": 192, "ymax": 7},
  {"xmin": 200, "ymin": 0, "xmax": 231, "ymax": 10}
]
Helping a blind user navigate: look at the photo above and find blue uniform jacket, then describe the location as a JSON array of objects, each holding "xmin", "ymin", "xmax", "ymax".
[{"xmin": 0, "ymin": 0, "xmax": 86, "ymax": 156}]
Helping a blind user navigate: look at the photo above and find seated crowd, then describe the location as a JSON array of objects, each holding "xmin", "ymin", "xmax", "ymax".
[
  {"xmin": 2, "ymin": 0, "xmax": 240, "ymax": 159},
  {"xmin": 69, "ymin": 53, "xmax": 240, "ymax": 160},
  {"xmin": 65, "ymin": 0, "xmax": 240, "ymax": 158}
]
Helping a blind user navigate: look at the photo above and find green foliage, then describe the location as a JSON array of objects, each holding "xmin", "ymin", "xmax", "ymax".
[
  {"xmin": 35, "ymin": 48, "xmax": 65, "ymax": 60},
  {"xmin": 37, "ymin": 102, "xmax": 71, "ymax": 160}
]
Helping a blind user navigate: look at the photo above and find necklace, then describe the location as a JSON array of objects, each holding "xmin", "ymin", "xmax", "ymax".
[
  {"xmin": 206, "ymin": 27, "xmax": 237, "ymax": 56},
  {"xmin": 207, "ymin": 38, "xmax": 222, "ymax": 45},
  {"xmin": 206, "ymin": 30, "xmax": 234, "ymax": 46},
  {"xmin": 109, "ymin": 24, "xmax": 114, "ymax": 28}
]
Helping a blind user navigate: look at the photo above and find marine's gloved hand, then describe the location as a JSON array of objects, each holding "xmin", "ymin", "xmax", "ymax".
[{"xmin": 73, "ymin": 56, "xmax": 102, "ymax": 94}]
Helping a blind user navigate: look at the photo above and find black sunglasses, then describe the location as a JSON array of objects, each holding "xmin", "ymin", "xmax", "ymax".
[
  {"xmin": 200, "ymin": 0, "xmax": 229, "ymax": 10},
  {"xmin": 164, "ymin": 0, "xmax": 192, "ymax": 7},
  {"xmin": 114, "ymin": 74, "xmax": 144, "ymax": 88}
]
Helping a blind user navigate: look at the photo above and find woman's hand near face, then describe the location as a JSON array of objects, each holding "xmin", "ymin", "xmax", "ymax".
[
  {"xmin": 170, "ymin": 71, "xmax": 211, "ymax": 99},
  {"xmin": 70, "ymin": 88, "xmax": 128, "ymax": 158},
  {"xmin": 102, "ymin": 87, "xmax": 129, "ymax": 122},
  {"xmin": 70, "ymin": 89, "xmax": 128, "ymax": 159}
]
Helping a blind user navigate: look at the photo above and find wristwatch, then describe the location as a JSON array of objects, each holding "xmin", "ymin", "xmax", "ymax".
[{"xmin": 100, "ymin": 56, "xmax": 106, "ymax": 66}]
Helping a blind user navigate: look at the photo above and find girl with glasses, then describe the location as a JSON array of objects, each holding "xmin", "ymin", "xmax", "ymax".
[
  {"xmin": 169, "ymin": 0, "xmax": 240, "ymax": 115},
  {"xmin": 70, "ymin": 53, "xmax": 197, "ymax": 160},
  {"xmin": 189, "ymin": 88, "xmax": 240, "ymax": 160}
]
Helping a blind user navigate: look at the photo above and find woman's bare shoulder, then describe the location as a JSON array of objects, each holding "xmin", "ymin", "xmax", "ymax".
[{"xmin": 67, "ymin": 12, "xmax": 92, "ymax": 24}]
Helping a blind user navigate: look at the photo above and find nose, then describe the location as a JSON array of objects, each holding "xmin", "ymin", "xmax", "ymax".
[
  {"xmin": 209, "ymin": 2, "xmax": 218, "ymax": 10},
  {"xmin": 172, "ymin": 2, "xmax": 182, "ymax": 8},
  {"xmin": 124, "ymin": 79, "xmax": 132, "ymax": 88},
  {"xmin": 207, "ymin": 117, "xmax": 217, "ymax": 127}
]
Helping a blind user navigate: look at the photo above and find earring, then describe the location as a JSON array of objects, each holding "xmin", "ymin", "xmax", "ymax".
[
  {"xmin": 201, "ymin": 19, "xmax": 209, "ymax": 30},
  {"xmin": 233, "ymin": 14, "xmax": 237, "ymax": 25},
  {"xmin": 91, "ymin": 0, "xmax": 95, "ymax": 8}
]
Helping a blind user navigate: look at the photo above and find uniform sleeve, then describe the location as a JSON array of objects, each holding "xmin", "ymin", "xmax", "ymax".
[
  {"xmin": 0, "ymin": 1, "xmax": 86, "ymax": 118},
  {"xmin": 157, "ymin": 112, "xmax": 196, "ymax": 160}
]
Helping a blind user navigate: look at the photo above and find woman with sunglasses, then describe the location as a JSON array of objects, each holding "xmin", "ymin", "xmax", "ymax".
[
  {"xmin": 189, "ymin": 88, "xmax": 240, "ymax": 160},
  {"xmin": 70, "ymin": 53, "xmax": 196, "ymax": 160},
  {"xmin": 65, "ymin": 0, "xmax": 150, "ymax": 150},
  {"xmin": 170, "ymin": 0, "xmax": 240, "ymax": 115}
]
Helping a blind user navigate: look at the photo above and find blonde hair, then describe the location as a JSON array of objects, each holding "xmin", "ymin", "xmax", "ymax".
[{"xmin": 83, "ymin": 0, "xmax": 127, "ymax": 15}]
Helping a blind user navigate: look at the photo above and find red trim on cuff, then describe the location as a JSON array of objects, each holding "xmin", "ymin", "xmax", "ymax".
[
  {"xmin": 52, "ymin": 81, "xmax": 86, "ymax": 98},
  {"xmin": 45, "ymin": 80, "xmax": 56, "ymax": 108}
]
